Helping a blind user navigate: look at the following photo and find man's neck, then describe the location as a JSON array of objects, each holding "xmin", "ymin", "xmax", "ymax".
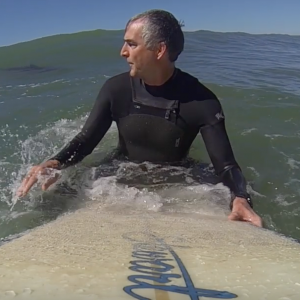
[{"xmin": 143, "ymin": 65, "xmax": 176, "ymax": 86}]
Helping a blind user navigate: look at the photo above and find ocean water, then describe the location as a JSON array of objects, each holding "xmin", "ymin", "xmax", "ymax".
[{"xmin": 0, "ymin": 29, "xmax": 300, "ymax": 243}]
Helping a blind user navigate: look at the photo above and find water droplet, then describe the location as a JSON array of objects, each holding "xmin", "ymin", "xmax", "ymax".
[
  {"xmin": 23, "ymin": 288, "xmax": 32, "ymax": 295},
  {"xmin": 5, "ymin": 291, "xmax": 16, "ymax": 297}
]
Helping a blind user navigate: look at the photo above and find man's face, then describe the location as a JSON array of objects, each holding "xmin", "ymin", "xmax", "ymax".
[{"xmin": 120, "ymin": 21, "xmax": 158, "ymax": 78}]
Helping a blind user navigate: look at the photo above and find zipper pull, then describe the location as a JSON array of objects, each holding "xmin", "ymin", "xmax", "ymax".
[{"xmin": 165, "ymin": 109, "xmax": 171, "ymax": 119}]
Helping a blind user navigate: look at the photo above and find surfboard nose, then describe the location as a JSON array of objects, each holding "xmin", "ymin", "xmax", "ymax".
[{"xmin": 0, "ymin": 204, "xmax": 299, "ymax": 299}]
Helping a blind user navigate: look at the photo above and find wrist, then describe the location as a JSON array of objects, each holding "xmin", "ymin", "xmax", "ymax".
[
  {"xmin": 230, "ymin": 194, "xmax": 253, "ymax": 210},
  {"xmin": 45, "ymin": 159, "xmax": 62, "ymax": 169}
]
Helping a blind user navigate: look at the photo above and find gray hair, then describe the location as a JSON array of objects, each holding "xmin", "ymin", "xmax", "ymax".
[{"xmin": 126, "ymin": 9, "xmax": 185, "ymax": 62}]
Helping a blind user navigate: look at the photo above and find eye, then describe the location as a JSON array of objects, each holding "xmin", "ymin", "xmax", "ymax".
[{"xmin": 127, "ymin": 42, "xmax": 137, "ymax": 48}]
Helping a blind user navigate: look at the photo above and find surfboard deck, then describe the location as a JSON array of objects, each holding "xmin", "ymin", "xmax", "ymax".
[{"xmin": 0, "ymin": 202, "xmax": 299, "ymax": 299}]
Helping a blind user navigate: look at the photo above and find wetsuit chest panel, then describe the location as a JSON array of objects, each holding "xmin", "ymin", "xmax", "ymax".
[
  {"xmin": 118, "ymin": 108, "xmax": 186, "ymax": 162},
  {"xmin": 117, "ymin": 78, "xmax": 198, "ymax": 163}
]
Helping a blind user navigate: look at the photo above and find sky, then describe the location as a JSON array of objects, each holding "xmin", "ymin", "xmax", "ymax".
[{"xmin": 0, "ymin": 0, "xmax": 300, "ymax": 47}]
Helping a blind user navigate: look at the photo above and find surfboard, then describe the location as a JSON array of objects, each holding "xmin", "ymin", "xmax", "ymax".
[{"xmin": 0, "ymin": 202, "xmax": 299, "ymax": 299}]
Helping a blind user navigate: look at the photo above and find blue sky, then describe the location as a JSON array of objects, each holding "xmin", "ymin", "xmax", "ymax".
[{"xmin": 1, "ymin": 0, "xmax": 299, "ymax": 46}]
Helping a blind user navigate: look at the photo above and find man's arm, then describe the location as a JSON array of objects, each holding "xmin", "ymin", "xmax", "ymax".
[
  {"xmin": 199, "ymin": 99, "xmax": 250, "ymax": 203},
  {"xmin": 16, "ymin": 79, "xmax": 115, "ymax": 197},
  {"xmin": 50, "ymin": 80, "xmax": 114, "ymax": 168},
  {"xmin": 198, "ymin": 98, "xmax": 262, "ymax": 227}
]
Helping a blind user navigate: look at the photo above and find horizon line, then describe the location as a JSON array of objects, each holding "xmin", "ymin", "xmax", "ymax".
[{"xmin": 1, "ymin": 28, "xmax": 299, "ymax": 48}]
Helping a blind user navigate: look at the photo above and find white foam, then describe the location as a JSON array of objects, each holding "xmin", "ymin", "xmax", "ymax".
[
  {"xmin": 81, "ymin": 162, "xmax": 234, "ymax": 217},
  {"xmin": 241, "ymin": 128, "xmax": 257, "ymax": 135},
  {"xmin": 84, "ymin": 176, "xmax": 163, "ymax": 212}
]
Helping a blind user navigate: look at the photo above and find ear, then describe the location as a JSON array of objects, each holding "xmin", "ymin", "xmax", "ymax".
[{"xmin": 156, "ymin": 42, "xmax": 167, "ymax": 60}]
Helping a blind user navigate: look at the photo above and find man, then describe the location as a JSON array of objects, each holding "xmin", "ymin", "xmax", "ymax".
[{"xmin": 17, "ymin": 9, "xmax": 262, "ymax": 227}]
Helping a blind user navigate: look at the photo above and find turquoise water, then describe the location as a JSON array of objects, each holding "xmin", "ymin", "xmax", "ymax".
[{"xmin": 0, "ymin": 30, "xmax": 300, "ymax": 242}]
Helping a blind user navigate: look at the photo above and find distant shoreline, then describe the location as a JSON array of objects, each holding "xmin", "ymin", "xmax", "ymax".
[{"xmin": 1, "ymin": 28, "xmax": 299, "ymax": 48}]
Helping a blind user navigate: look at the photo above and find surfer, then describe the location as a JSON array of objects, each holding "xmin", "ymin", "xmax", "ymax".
[{"xmin": 17, "ymin": 9, "xmax": 262, "ymax": 227}]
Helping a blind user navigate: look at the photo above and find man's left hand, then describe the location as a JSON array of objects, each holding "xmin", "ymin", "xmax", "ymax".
[{"xmin": 228, "ymin": 197, "xmax": 263, "ymax": 227}]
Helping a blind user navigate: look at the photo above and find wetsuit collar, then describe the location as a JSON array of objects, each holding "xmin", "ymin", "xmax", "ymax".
[{"xmin": 141, "ymin": 68, "xmax": 179, "ymax": 88}]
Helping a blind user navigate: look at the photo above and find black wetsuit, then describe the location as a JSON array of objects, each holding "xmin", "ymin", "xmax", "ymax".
[{"xmin": 51, "ymin": 68, "xmax": 252, "ymax": 206}]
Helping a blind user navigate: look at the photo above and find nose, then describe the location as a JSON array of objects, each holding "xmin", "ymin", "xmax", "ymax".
[{"xmin": 120, "ymin": 43, "xmax": 129, "ymax": 58}]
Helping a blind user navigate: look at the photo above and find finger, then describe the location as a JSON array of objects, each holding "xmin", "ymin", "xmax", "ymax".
[
  {"xmin": 17, "ymin": 165, "xmax": 44, "ymax": 194},
  {"xmin": 242, "ymin": 212, "xmax": 263, "ymax": 227},
  {"xmin": 228, "ymin": 211, "xmax": 252, "ymax": 223},
  {"xmin": 19, "ymin": 167, "xmax": 45, "ymax": 196},
  {"xmin": 241, "ymin": 214, "xmax": 263, "ymax": 228},
  {"xmin": 21, "ymin": 176, "xmax": 39, "ymax": 196},
  {"xmin": 252, "ymin": 216, "xmax": 263, "ymax": 228},
  {"xmin": 42, "ymin": 173, "xmax": 60, "ymax": 191},
  {"xmin": 16, "ymin": 168, "xmax": 36, "ymax": 194},
  {"xmin": 229, "ymin": 209, "xmax": 263, "ymax": 228},
  {"xmin": 228, "ymin": 211, "xmax": 242, "ymax": 221},
  {"xmin": 16, "ymin": 178, "xmax": 34, "ymax": 197}
]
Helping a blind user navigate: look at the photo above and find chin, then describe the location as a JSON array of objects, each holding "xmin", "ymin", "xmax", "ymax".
[{"xmin": 129, "ymin": 69, "xmax": 138, "ymax": 78}]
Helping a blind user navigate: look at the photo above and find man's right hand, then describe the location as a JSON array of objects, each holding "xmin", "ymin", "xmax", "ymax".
[{"xmin": 16, "ymin": 160, "xmax": 61, "ymax": 197}]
